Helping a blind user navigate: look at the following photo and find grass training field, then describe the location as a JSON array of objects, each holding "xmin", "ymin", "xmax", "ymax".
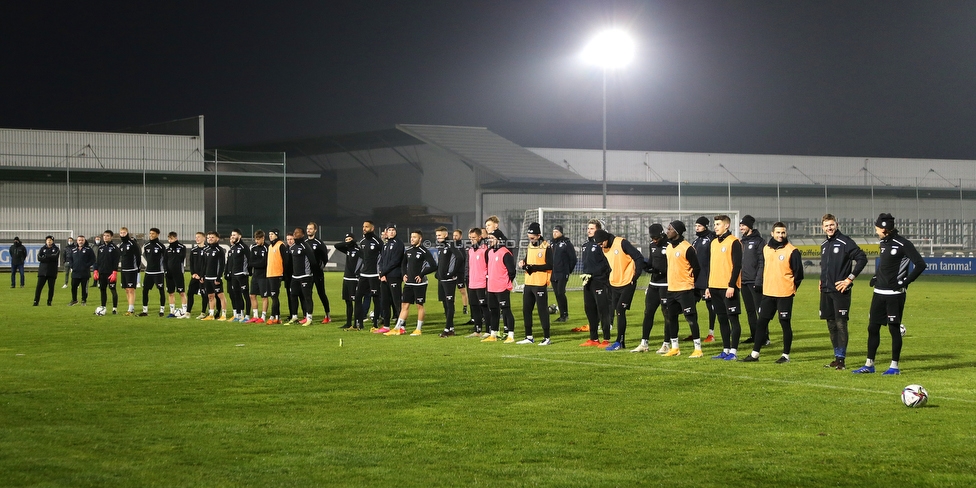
[{"xmin": 1, "ymin": 273, "xmax": 975, "ymax": 486}]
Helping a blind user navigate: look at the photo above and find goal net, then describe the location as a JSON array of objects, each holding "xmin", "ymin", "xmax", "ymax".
[{"xmin": 513, "ymin": 208, "xmax": 739, "ymax": 292}]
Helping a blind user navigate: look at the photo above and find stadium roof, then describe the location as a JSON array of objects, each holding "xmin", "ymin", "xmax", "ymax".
[{"xmin": 223, "ymin": 124, "xmax": 585, "ymax": 184}]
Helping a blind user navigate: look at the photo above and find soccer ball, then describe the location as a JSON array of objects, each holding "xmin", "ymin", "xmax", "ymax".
[
  {"xmin": 548, "ymin": 304, "xmax": 559, "ymax": 315},
  {"xmin": 900, "ymin": 324, "xmax": 906, "ymax": 337},
  {"xmin": 94, "ymin": 306, "xmax": 106, "ymax": 316},
  {"xmin": 173, "ymin": 309, "xmax": 185, "ymax": 318},
  {"xmin": 901, "ymin": 384, "xmax": 929, "ymax": 408}
]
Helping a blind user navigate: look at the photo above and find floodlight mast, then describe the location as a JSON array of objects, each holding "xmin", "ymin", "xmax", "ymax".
[{"xmin": 581, "ymin": 30, "xmax": 635, "ymax": 209}]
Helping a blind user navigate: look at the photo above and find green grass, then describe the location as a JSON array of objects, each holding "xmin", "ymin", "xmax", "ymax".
[{"xmin": 2, "ymin": 274, "xmax": 975, "ymax": 487}]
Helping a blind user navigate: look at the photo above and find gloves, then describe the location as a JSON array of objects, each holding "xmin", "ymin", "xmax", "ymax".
[
  {"xmin": 109, "ymin": 271, "xmax": 117, "ymax": 283},
  {"xmin": 524, "ymin": 264, "xmax": 535, "ymax": 274},
  {"xmin": 869, "ymin": 276, "xmax": 877, "ymax": 287},
  {"xmin": 93, "ymin": 270, "xmax": 99, "ymax": 281},
  {"xmin": 580, "ymin": 273, "xmax": 592, "ymax": 285}
]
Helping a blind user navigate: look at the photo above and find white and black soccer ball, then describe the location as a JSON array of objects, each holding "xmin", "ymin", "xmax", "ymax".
[
  {"xmin": 173, "ymin": 309, "xmax": 185, "ymax": 318},
  {"xmin": 900, "ymin": 324, "xmax": 907, "ymax": 337},
  {"xmin": 548, "ymin": 304, "xmax": 559, "ymax": 315},
  {"xmin": 901, "ymin": 384, "xmax": 929, "ymax": 408},
  {"xmin": 94, "ymin": 306, "xmax": 106, "ymax": 316}
]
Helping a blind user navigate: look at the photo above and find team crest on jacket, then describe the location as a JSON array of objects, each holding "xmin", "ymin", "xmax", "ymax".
[
  {"xmin": 779, "ymin": 255, "xmax": 785, "ymax": 261},
  {"xmin": 891, "ymin": 248, "xmax": 898, "ymax": 255},
  {"xmin": 614, "ymin": 249, "xmax": 619, "ymax": 254},
  {"xmin": 721, "ymin": 247, "xmax": 727, "ymax": 252},
  {"xmin": 537, "ymin": 252, "xmax": 543, "ymax": 257},
  {"xmin": 833, "ymin": 247, "xmax": 839, "ymax": 253},
  {"xmin": 749, "ymin": 244, "xmax": 754, "ymax": 249},
  {"xmin": 674, "ymin": 251, "xmax": 681, "ymax": 257}
]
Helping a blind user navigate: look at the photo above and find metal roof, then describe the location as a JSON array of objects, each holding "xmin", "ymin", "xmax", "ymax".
[{"xmin": 395, "ymin": 124, "xmax": 585, "ymax": 183}]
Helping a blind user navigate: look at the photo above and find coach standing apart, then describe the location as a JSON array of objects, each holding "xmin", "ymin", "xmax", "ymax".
[
  {"xmin": 33, "ymin": 236, "xmax": 60, "ymax": 306},
  {"xmin": 550, "ymin": 225, "xmax": 577, "ymax": 323},
  {"xmin": 852, "ymin": 213, "xmax": 926, "ymax": 376},
  {"xmin": 819, "ymin": 214, "xmax": 867, "ymax": 370},
  {"xmin": 9, "ymin": 237, "xmax": 27, "ymax": 288}
]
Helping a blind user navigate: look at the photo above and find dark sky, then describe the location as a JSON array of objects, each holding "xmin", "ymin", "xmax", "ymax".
[{"xmin": 3, "ymin": 1, "xmax": 976, "ymax": 159}]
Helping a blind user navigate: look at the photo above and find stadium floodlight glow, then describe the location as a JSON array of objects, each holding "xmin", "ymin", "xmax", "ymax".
[
  {"xmin": 581, "ymin": 29, "xmax": 636, "ymax": 69},
  {"xmin": 581, "ymin": 29, "xmax": 635, "ymax": 208}
]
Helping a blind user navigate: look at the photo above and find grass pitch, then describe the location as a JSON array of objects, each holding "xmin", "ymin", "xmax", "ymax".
[{"xmin": 1, "ymin": 274, "xmax": 975, "ymax": 486}]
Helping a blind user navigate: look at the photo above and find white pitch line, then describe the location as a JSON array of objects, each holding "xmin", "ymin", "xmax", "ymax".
[{"xmin": 501, "ymin": 354, "xmax": 976, "ymax": 404}]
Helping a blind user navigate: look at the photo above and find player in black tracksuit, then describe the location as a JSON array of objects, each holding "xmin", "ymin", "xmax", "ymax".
[
  {"xmin": 305, "ymin": 223, "xmax": 331, "ymax": 322},
  {"xmin": 226, "ymin": 230, "xmax": 250, "ymax": 321},
  {"xmin": 378, "ymin": 224, "xmax": 405, "ymax": 328},
  {"xmin": 819, "ymin": 215, "xmax": 867, "ymax": 370},
  {"xmin": 738, "ymin": 215, "xmax": 765, "ymax": 343},
  {"xmin": 288, "ymin": 230, "xmax": 318, "ymax": 324},
  {"xmin": 141, "ymin": 229, "xmax": 166, "ymax": 316},
  {"xmin": 549, "ymin": 225, "xmax": 577, "ymax": 322},
  {"xmin": 391, "ymin": 231, "xmax": 438, "ymax": 334},
  {"xmin": 164, "ymin": 232, "xmax": 187, "ymax": 317},
  {"xmin": 852, "ymin": 213, "xmax": 926, "ymax": 375},
  {"xmin": 118, "ymin": 229, "xmax": 141, "ymax": 314},
  {"xmin": 68, "ymin": 238, "xmax": 96, "ymax": 305},
  {"xmin": 202, "ymin": 231, "xmax": 227, "ymax": 319},
  {"xmin": 635, "ymin": 224, "xmax": 670, "ymax": 352},
  {"xmin": 353, "ymin": 222, "xmax": 383, "ymax": 330},
  {"xmin": 333, "ymin": 233, "xmax": 362, "ymax": 329},
  {"xmin": 580, "ymin": 221, "xmax": 612, "ymax": 345},
  {"xmin": 434, "ymin": 227, "xmax": 466, "ymax": 336},
  {"xmin": 95, "ymin": 230, "xmax": 120, "ymax": 312},
  {"xmin": 187, "ymin": 232, "xmax": 207, "ymax": 317},
  {"xmin": 248, "ymin": 233, "xmax": 269, "ymax": 322},
  {"xmin": 691, "ymin": 217, "xmax": 715, "ymax": 341}
]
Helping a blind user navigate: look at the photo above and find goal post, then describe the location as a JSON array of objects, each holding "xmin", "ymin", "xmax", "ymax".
[{"xmin": 513, "ymin": 208, "xmax": 739, "ymax": 292}]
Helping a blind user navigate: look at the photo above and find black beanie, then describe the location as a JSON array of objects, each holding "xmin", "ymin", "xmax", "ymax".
[
  {"xmin": 648, "ymin": 223, "xmax": 664, "ymax": 238},
  {"xmin": 593, "ymin": 229, "xmax": 610, "ymax": 243},
  {"xmin": 669, "ymin": 220, "xmax": 686, "ymax": 235},
  {"xmin": 695, "ymin": 216, "xmax": 710, "ymax": 227},
  {"xmin": 527, "ymin": 222, "xmax": 542, "ymax": 235},
  {"xmin": 875, "ymin": 213, "xmax": 895, "ymax": 230},
  {"xmin": 553, "ymin": 225, "xmax": 563, "ymax": 233},
  {"xmin": 739, "ymin": 215, "xmax": 756, "ymax": 229}
]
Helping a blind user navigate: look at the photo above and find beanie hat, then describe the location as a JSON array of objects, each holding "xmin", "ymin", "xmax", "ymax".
[
  {"xmin": 648, "ymin": 224, "xmax": 664, "ymax": 238},
  {"xmin": 593, "ymin": 229, "xmax": 610, "ymax": 243},
  {"xmin": 553, "ymin": 225, "xmax": 563, "ymax": 233},
  {"xmin": 739, "ymin": 215, "xmax": 756, "ymax": 229},
  {"xmin": 668, "ymin": 220, "xmax": 686, "ymax": 235},
  {"xmin": 527, "ymin": 222, "xmax": 542, "ymax": 235},
  {"xmin": 695, "ymin": 216, "xmax": 710, "ymax": 227},
  {"xmin": 875, "ymin": 213, "xmax": 895, "ymax": 230},
  {"xmin": 385, "ymin": 223, "xmax": 397, "ymax": 231},
  {"xmin": 269, "ymin": 228, "xmax": 280, "ymax": 236}
]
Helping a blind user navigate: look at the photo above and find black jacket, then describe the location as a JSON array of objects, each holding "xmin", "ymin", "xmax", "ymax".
[
  {"xmin": 203, "ymin": 243, "xmax": 226, "ymax": 280},
  {"xmin": 873, "ymin": 231, "xmax": 926, "ymax": 291},
  {"xmin": 68, "ymin": 244, "xmax": 96, "ymax": 278},
  {"xmin": 96, "ymin": 242, "xmax": 120, "ymax": 275},
  {"xmin": 307, "ymin": 237, "xmax": 330, "ymax": 273},
  {"xmin": 37, "ymin": 244, "xmax": 61, "ymax": 277},
  {"xmin": 643, "ymin": 237, "xmax": 669, "ymax": 286},
  {"xmin": 143, "ymin": 238, "xmax": 166, "ymax": 274},
  {"xmin": 581, "ymin": 237, "xmax": 611, "ymax": 280},
  {"xmin": 334, "ymin": 240, "xmax": 362, "ymax": 280},
  {"xmin": 549, "ymin": 235, "xmax": 577, "ymax": 281},
  {"xmin": 359, "ymin": 232, "xmax": 383, "ymax": 276},
  {"xmin": 692, "ymin": 230, "xmax": 714, "ymax": 290},
  {"xmin": 165, "ymin": 241, "xmax": 187, "ymax": 275},
  {"xmin": 119, "ymin": 235, "xmax": 141, "ymax": 272},
  {"xmin": 8, "ymin": 241, "xmax": 27, "ymax": 266},
  {"xmin": 227, "ymin": 241, "xmax": 249, "ymax": 277},
  {"xmin": 435, "ymin": 239, "xmax": 465, "ymax": 281},
  {"xmin": 819, "ymin": 231, "xmax": 867, "ymax": 292},
  {"xmin": 379, "ymin": 236, "xmax": 405, "ymax": 281},
  {"xmin": 189, "ymin": 244, "xmax": 206, "ymax": 278},
  {"xmin": 250, "ymin": 243, "xmax": 268, "ymax": 279},
  {"xmin": 290, "ymin": 237, "xmax": 317, "ymax": 279},
  {"xmin": 740, "ymin": 229, "xmax": 765, "ymax": 284},
  {"xmin": 402, "ymin": 244, "xmax": 437, "ymax": 284}
]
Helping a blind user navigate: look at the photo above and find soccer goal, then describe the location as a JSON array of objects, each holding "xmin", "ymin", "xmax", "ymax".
[{"xmin": 513, "ymin": 208, "xmax": 739, "ymax": 292}]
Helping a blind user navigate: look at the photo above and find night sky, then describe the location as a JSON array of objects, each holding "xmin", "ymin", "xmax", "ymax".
[{"xmin": 3, "ymin": 1, "xmax": 976, "ymax": 159}]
